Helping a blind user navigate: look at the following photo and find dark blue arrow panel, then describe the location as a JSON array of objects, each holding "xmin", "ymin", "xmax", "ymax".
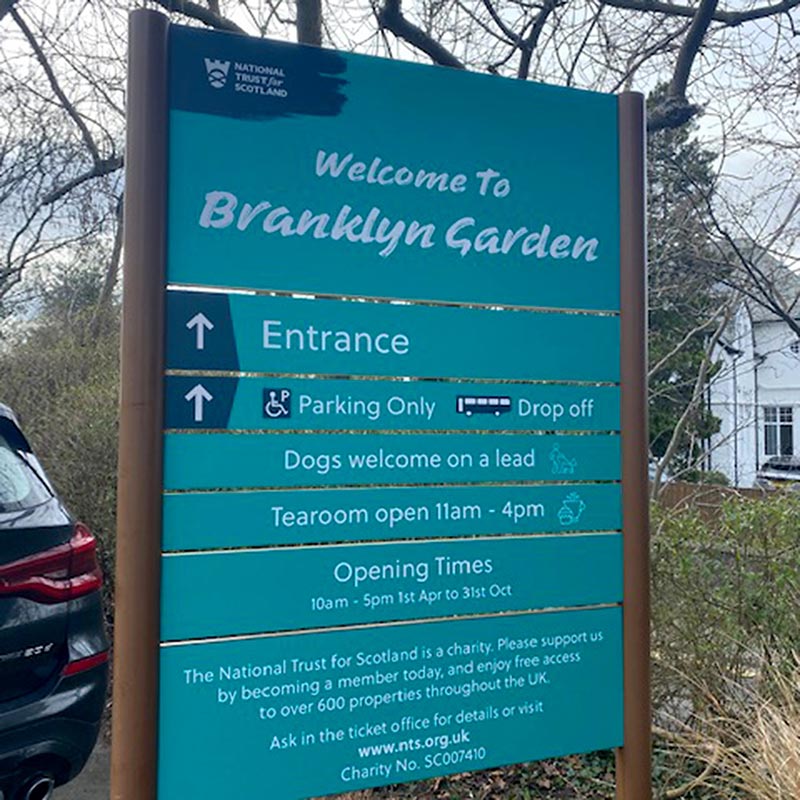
[
  {"xmin": 164, "ymin": 375, "xmax": 239, "ymax": 429},
  {"xmin": 165, "ymin": 290, "xmax": 239, "ymax": 371}
]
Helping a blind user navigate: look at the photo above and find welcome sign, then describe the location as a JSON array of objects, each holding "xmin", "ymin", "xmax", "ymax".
[
  {"xmin": 167, "ymin": 25, "xmax": 619, "ymax": 310},
  {"xmin": 112, "ymin": 11, "xmax": 650, "ymax": 800}
]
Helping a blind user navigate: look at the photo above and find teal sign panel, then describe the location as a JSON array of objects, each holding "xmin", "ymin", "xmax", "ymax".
[
  {"xmin": 158, "ymin": 607, "xmax": 623, "ymax": 799},
  {"xmin": 167, "ymin": 25, "xmax": 619, "ymax": 311},
  {"xmin": 164, "ymin": 290, "xmax": 620, "ymax": 382},
  {"xmin": 160, "ymin": 25, "xmax": 626, "ymax": 800},
  {"xmin": 161, "ymin": 533, "xmax": 622, "ymax": 640},
  {"xmin": 162, "ymin": 483, "xmax": 622, "ymax": 551},
  {"xmin": 164, "ymin": 375, "xmax": 620, "ymax": 432},
  {"xmin": 163, "ymin": 432, "xmax": 620, "ymax": 490}
]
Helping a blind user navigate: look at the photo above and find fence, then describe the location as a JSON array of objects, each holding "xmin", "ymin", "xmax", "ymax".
[{"xmin": 656, "ymin": 480, "xmax": 767, "ymax": 521}]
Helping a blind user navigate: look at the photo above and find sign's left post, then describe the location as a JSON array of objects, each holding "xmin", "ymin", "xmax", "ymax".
[{"xmin": 110, "ymin": 10, "xmax": 168, "ymax": 800}]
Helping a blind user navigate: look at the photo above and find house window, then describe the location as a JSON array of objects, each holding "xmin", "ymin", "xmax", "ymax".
[
  {"xmin": 790, "ymin": 341, "xmax": 800, "ymax": 354},
  {"xmin": 764, "ymin": 406, "xmax": 793, "ymax": 456}
]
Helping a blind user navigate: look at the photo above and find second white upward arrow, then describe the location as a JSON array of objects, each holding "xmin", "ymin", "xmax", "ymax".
[
  {"xmin": 186, "ymin": 312, "xmax": 214, "ymax": 350},
  {"xmin": 184, "ymin": 384, "xmax": 213, "ymax": 423}
]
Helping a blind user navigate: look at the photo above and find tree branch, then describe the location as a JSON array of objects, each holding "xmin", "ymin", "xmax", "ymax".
[
  {"xmin": 517, "ymin": 0, "xmax": 560, "ymax": 80},
  {"xmin": 678, "ymin": 161, "xmax": 800, "ymax": 333},
  {"xmin": 42, "ymin": 156, "xmax": 123, "ymax": 206},
  {"xmin": 612, "ymin": 22, "xmax": 690, "ymax": 93},
  {"xmin": 481, "ymin": 0, "xmax": 523, "ymax": 45},
  {"xmin": 150, "ymin": 0, "xmax": 245, "ymax": 32},
  {"xmin": 670, "ymin": 0, "xmax": 719, "ymax": 100},
  {"xmin": 761, "ymin": 192, "xmax": 800, "ymax": 254},
  {"xmin": 648, "ymin": 314, "xmax": 721, "ymax": 380},
  {"xmin": 378, "ymin": 0, "xmax": 464, "ymax": 68},
  {"xmin": 567, "ymin": 5, "xmax": 604, "ymax": 86},
  {"xmin": 296, "ymin": 0, "xmax": 323, "ymax": 45},
  {"xmin": 91, "ymin": 194, "xmax": 123, "ymax": 337},
  {"xmin": 601, "ymin": 0, "xmax": 800, "ymax": 26},
  {"xmin": 11, "ymin": 7, "xmax": 101, "ymax": 165},
  {"xmin": 645, "ymin": 0, "xmax": 720, "ymax": 129},
  {"xmin": 714, "ymin": 236, "xmax": 800, "ymax": 334},
  {"xmin": 647, "ymin": 104, "xmax": 697, "ymax": 130},
  {"xmin": 651, "ymin": 303, "xmax": 733, "ymax": 498}
]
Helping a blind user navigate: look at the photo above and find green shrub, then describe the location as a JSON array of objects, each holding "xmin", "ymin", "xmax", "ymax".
[
  {"xmin": 651, "ymin": 494, "xmax": 800, "ymax": 722},
  {"xmin": 680, "ymin": 469, "xmax": 730, "ymax": 486}
]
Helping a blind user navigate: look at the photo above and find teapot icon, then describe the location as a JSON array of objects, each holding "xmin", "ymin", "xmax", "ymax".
[{"xmin": 558, "ymin": 492, "xmax": 586, "ymax": 525}]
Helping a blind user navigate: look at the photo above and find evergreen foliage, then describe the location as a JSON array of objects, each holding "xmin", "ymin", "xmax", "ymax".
[{"xmin": 647, "ymin": 86, "xmax": 724, "ymax": 474}]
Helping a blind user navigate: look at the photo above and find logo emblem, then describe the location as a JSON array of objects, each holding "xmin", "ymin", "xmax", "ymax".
[
  {"xmin": 204, "ymin": 58, "xmax": 230, "ymax": 89},
  {"xmin": 263, "ymin": 389, "xmax": 291, "ymax": 419}
]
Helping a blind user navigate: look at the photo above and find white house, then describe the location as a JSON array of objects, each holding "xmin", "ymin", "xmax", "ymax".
[{"xmin": 707, "ymin": 264, "xmax": 800, "ymax": 487}]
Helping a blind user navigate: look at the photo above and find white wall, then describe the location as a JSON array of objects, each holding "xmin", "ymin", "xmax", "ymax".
[
  {"xmin": 708, "ymin": 312, "xmax": 800, "ymax": 486},
  {"xmin": 753, "ymin": 320, "xmax": 800, "ymax": 462},
  {"xmin": 708, "ymin": 305, "xmax": 758, "ymax": 486},
  {"xmin": 753, "ymin": 320, "xmax": 800, "ymax": 394}
]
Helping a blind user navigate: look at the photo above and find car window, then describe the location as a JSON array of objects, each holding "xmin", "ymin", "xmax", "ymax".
[{"xmin": 0, "ymin": 434, "xmax": 53, "ymax": 511}]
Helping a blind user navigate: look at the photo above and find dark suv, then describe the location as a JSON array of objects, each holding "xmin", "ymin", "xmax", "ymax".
[{"xmin": 0, "ymin": 405, "xmax": 108, "ymax": 800}]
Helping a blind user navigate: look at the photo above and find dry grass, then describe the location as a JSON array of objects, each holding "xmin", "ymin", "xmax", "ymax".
[
  {"xmin": 686, "ymin": 658, "xmax": 800, "ymax": 800},
  {"xmin": 330, "ymin": 794, "xmax": 372, "ymax": 800}
]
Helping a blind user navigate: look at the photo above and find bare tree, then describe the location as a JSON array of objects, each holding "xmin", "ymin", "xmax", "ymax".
[
  {"xmin": 0, "ymin": 2, "xmax": 125, "ymax": 313},
  {"xmin": 0, "ymin": 2, "xmax": 797, "ymax": 492},
  {"xmin": 1, "ymin": 0, "xmax": 796, "ymax": 307}
]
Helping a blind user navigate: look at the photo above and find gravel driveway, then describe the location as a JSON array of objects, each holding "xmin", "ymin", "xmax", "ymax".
[{"xmin": 53, "ymin": 745, "xmax": 109, "ymax": 800}]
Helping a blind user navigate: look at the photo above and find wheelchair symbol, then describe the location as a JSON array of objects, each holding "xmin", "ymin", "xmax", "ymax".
[{"xmin": 263, "ymin": 388, "xmax": 291, "ymax": 419}]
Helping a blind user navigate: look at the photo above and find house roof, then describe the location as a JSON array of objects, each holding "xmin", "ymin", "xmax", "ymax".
[{"xmin": 733, "ymin": 243, "xmax": 800, "ymax": 323}]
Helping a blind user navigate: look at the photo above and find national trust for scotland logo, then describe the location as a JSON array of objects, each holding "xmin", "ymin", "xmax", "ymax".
[{"xmin": 204, "ymin": 58, "xmax": 230, "ymax": 89}]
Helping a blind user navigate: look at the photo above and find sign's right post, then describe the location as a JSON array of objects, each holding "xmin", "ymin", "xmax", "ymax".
[{"xmin": 616, "ymin": 91, "xmax": 651, "ymax": 800}]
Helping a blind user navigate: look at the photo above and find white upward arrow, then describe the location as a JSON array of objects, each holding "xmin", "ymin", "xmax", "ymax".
[
  {"xmin": 186, "ymin": 312, "xmax": 214, "ymax": 350},
  {"xmin": 184, "ymin": 384, "xmax": 213, "ymax": 423}
]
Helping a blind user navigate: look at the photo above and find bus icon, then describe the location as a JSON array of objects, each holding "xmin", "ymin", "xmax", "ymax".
[{"xmin": 456, "ymin": 395, "xmax": 512, "ymax": 417}]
